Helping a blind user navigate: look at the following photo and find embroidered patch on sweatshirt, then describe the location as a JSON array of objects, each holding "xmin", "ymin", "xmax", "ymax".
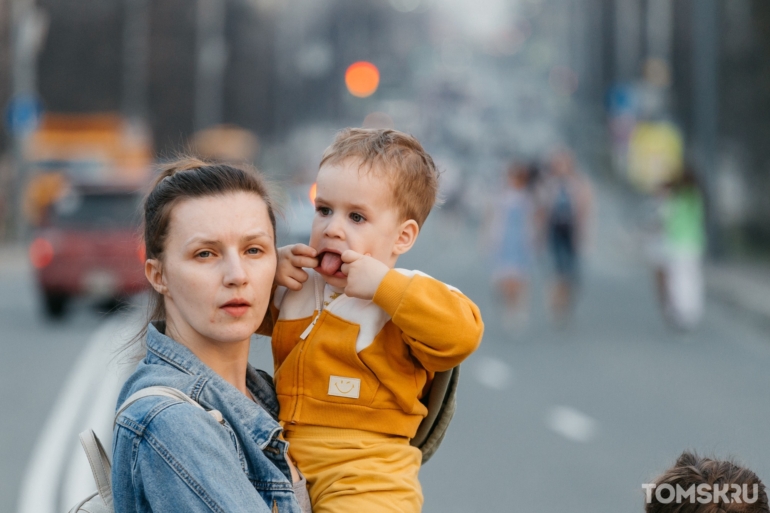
[{"xmin": 328, "ymin": 376, "xmax": 361, "ymax": 398}]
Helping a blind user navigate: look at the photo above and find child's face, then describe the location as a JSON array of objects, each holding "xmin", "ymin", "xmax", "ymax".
[{"xmin": 309, "ymin": 159, "xmax": 404, "ymax": 288}]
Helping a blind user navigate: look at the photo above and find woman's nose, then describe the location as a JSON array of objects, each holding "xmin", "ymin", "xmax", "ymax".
[{"xmin": 222, "ymin": 251, "xmax": 248, "ymax": 286}]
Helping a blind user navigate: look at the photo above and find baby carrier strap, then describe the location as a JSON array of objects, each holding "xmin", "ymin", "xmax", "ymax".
[{"xmin": 410, "ymin": 365, "xmax": 460, "ymax": 464}]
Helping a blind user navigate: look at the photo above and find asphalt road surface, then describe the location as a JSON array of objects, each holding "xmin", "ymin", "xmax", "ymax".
[{"xmin": 3, "ymin": 183, "xmax": 770, "ymax": 512}]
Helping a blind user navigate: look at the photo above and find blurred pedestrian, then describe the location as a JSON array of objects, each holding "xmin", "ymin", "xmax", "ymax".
[
  {"xmin": 537, "ymin": 148, "xmax": 593, "ymax": 321},
  {"xmin": 525, "ymin": 161, "xmax": 542, "ymax": 192},
  {"xmin": 487, "ymin": 161, "xmax": 536, "ymax": 329},
  {"xmin": 0, "ymin": 193, "xmax": 6, "ymax": 241},
  {"xmin": 657, "ymin": 166, "xmax": 706, "ymax": 331},
  {"xmin": 644, "ymin": 451, "xmax": 768, "ymax": 512}
]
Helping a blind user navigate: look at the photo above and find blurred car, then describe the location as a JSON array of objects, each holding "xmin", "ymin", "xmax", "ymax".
[
  {"xmin": 276, "ymin": 183, "xmax": 316, "ymax": 247},
  {"xmin": 29, "ymin": 185, "xmax": 147, "ymax": 318}
]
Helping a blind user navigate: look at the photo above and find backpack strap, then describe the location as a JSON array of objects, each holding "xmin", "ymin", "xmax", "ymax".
[
  {"xmin": 77, "ymin": 430, "xmax": 114, "ymax": 509},
  {"xmin": 114, "ymin": 386, "xmax": 224, "ymax": 429},
  {"xmin": 72, "ymin": 388, "xmax": 223, "ymax": 513},
  {"xmin": 67, "ymin": 491, "xmax": 102, "ymax": 513}
]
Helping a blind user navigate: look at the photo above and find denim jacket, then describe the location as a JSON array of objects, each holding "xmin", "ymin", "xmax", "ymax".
[{"xmin": 112, "ymin": 322, "xmax": 303, "ymax": 513}]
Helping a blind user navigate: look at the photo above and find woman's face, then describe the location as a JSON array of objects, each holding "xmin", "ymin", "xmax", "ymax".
[{"xmin": 146, "ymin": 191, "xmax": 276, "ymax": 349}]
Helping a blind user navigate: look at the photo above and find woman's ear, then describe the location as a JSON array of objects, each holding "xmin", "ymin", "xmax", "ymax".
[
  {"xmin": 393, "ymin": 219, "xmax": 420, "ymax": 256},
  {"xmin": 145, "ymin": 259, "xmax": 168, "ymax": 295}
]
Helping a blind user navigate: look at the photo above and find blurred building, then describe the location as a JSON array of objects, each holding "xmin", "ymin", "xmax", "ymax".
[
  {"xmin": 590, "ymin": 0, "xmax": 770, "ymax": 258},
  {"xmin": 8, "ymin": 0, "xmax": 428, "ymax": 154},
  {"xmin": 709, "ymin": 1, "xmax": 770, "ymax": 254},
  {"xmin": 34, "ymin": 0, "xmax": 277, "ymax": 152},
  {"xmin": 0, "ymin": 0, "xmax": 11, "ymax": 153},
  {"xmin": 1, "ymin": 0, "xmax": 769, "ymax": 257}
]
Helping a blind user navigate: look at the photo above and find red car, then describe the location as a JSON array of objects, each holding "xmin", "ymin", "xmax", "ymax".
[{"xmin": 29, "ymin": 185, "xmax": 148, "ymax": 317}]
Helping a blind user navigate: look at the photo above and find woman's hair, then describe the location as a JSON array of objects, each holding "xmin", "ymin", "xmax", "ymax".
[
  {"xmin": 129, "ymin": 156, "xmax": 277, "ymax": 353},
  {"xmin": 665, "ymin": 163, "xmax": 702, "ymax": 194}
]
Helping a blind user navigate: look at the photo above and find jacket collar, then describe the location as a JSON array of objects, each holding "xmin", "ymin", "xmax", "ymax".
[
  {"xmin": 145, "ymin": 321, "xmax": 208, "ymax": 376},
  {"xmin": 143, "ymin": 322, "xmax": 281, "ymax": 448}
]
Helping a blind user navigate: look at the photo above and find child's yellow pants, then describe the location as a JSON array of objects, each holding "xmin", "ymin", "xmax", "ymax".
[{"xmin": 283, "ymin": 425, "xmax": 423, "ymax": 513}]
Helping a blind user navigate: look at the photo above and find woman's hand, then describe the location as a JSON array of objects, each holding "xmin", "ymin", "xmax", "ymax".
[{"xmin": 276, "ymin": 244, "xmax": 319, "ymax": 290}]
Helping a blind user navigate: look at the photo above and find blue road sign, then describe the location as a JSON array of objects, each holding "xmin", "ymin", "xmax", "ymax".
[
  {"xmin": 5, "ymin": 94, "xmax": 43, "ymax": 136},
  {"xmin": 606, "ymin": 84, "xmax": 636, "ymax": 116}
]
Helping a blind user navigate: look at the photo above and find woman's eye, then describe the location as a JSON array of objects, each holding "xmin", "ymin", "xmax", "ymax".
[
  {"xmin": 350, "ymin": 212, "xmax": 365, "ymax": 223},
  {"xmin": 197, "ymin": 251, "xmax": 212, "ymax": 259},
  {"xmin": 317, "ymin": 207, "xmax": 331, "ymax": 216},
  {"xmin": 246, "ymin": 247, "xmax": 261, "ymax": 256}
]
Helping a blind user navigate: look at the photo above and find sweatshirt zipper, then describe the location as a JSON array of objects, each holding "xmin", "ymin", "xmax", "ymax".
[
  {"xmin": 291, "ymin": 273, "xmax": 323, "ymax": 423},
  {"xmin": 300, "ymin": 273, "xmax": 323, "ymax": 340},
  {"xmin": 299, "ymin": 312, "xmax": 319, "ymax": 340}
]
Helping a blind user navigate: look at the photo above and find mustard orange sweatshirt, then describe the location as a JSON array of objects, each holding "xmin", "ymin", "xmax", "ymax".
[{"xmin": 267, "ymin": 268, "xmax": 484, "ymax": 438}]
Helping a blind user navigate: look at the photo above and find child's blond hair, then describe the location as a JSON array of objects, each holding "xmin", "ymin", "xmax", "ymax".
[{"xmin": 319, "ymin": 128, "xmax": 440, "ymax": 227}]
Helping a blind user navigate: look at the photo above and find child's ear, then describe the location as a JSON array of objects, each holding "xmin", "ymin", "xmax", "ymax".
[
  {"xmin": 145, "ymin": 259, "xmax": 169, "ymax": 295},
  {"xmin": 393, "ymin": 219, "xmax": 420, "ymax": 256}
]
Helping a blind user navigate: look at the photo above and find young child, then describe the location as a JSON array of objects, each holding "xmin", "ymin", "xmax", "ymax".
[{"xmin": 266, "ymin": 128, "xmax": 484, "ymax": 512}]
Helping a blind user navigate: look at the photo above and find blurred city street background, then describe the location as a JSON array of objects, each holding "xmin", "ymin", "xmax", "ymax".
[{"xmin": 2, "ymin": 0, "xmax": 770, "ymax": 512}]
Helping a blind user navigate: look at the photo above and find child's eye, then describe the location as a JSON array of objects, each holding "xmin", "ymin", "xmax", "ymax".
[
  {"xmin": 350, "ymin": 212, "xmax": 365, "ymax": 223},
  {"xmin": 317, "ymin": 206, "xmax": 331, "ymax": 216}
]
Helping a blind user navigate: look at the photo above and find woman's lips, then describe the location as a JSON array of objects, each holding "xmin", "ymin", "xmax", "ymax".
[
  {"xmin": 220, "ymin": 300, "xmax": 251, "ymax": 317},
  {"xmin": 222, "ymin": 305, "xmax": 249, "ymax": 317}
]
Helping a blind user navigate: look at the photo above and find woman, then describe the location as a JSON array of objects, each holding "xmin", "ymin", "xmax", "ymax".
[
  {"xmin": 487, "ymin": 161, "xmax": 535, "ymax": 330},
  {"xmin": 658, "ymin": 167, "xmax": 706, "ymax": 330},
  {"xmin": 111, "ymin": 158, "xmax": 311, "ymax": 512}
]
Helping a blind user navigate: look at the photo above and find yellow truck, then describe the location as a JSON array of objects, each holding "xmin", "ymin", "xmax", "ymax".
[{"xmin": 24, "ymin": 113, "xmax": 152, "ymax": 225}]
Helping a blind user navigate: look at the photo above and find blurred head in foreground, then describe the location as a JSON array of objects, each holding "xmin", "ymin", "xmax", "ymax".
[{"xmin": 645, "ymin": 451, "xmax": 769, "ymax": 513}]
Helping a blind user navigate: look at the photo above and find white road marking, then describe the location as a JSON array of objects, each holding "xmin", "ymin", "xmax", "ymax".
[
  {"xmin": 61, "ymin": 323, "xmax": 137, "ymax": 508},
  {"xmin": 472, "ymin": 355, "xmax": 513, "ymax": 390},
  {"xmin": 17, "ymin": 314, "xmax": 140, "ymax": 513},
  {"xmin": 545, "ymin": 406, "xmax": 598, "ymax": 443}
]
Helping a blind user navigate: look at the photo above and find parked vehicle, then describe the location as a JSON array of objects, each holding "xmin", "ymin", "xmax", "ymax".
[{"xmin": 29, "ymin": 185, "xmax": 147, "ymax": 318}]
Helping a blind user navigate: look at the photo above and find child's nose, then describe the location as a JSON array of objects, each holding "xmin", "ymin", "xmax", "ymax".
[{"xmin": 323, "ymin": 215, "xmax": 345, "ymax": 239}]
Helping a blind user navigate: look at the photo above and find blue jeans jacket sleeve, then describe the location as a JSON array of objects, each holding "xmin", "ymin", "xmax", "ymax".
[{"xmin": 113, "ymin": 399, "xmax": 272, "ymax": 513}]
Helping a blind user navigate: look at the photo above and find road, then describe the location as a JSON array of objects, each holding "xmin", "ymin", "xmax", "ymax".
[
  {"xmin": 2, "ymin": 182, "xmax": 770, "ymax": 512},
  {"xmin": 0, "ymin": 246, "xmax": 103, "ymax": 512}
]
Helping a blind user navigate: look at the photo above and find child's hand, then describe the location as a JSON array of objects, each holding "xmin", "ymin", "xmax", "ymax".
[
  {"xmin": 276, "ymin": 244, "xmax": 319, "ymax": 291},
  {"xmin": 340, "ymin": 250, "xmax": 390, "ymax": 300}
]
